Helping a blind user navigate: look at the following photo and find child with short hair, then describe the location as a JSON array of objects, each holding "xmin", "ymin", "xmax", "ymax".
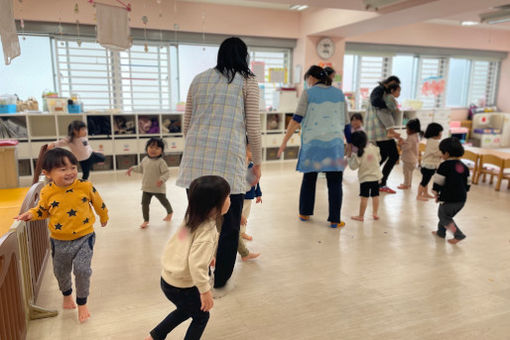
[
  {"xmin": 348, "ymin": 131, "xmax": 382, "ymax": 221},
  {"xmin": 398, "ymin": 119, "xmax": 421, "ymax": 190},
  {"xmin": 238, "ymin": 144, "xmax": 261, "ymax": 261},
  {"xmin": 417, "ymin": 123, "xmax": 444, "ymax": 201},
  {"xmin": 127, "ymin": 137, "xmax": 172, "ymax": 228},
  {"xmin": 350, "ymin": 113, "xmax": 364, "ymax": 133},
  {"xmin": 146, "ymin": 175, "xmax": 230, "ymax": 340},
  {"xmin": 432, "ymin": 137, "xmax": 470, "ymax": 244},
  {"xmin": 49, "ymin": 120, "xmax": 105, "ymax": 180},
  {"xmin": 16, "ymin": 148, "xmax": 108, "ymax": 323}
]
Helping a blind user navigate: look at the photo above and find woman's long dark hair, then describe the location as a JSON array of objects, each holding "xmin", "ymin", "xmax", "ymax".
[
  {"xmin": 67, "ymin": 120, "xmax": 86, "ymax": 142},
  {"xmin": 304, "ymin": 65, "xmax": 329, "ymax": 86},
  {"xmin": 351, "ymin": 131, "xmax": 368, "ymax": 157},
  {"xmin": 185, "ymin": 175, "xmax": 231, "ymax": 233},
  {"xmin": 215, "ymin": 37, "xmax": 254, "ymax": 84}
]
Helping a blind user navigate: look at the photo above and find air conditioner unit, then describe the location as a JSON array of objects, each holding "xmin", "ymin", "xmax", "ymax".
[
  {"xmin": 480, "ymin": 8, "xmax": 510, "ymax": 24},
  {"xmin": 363, "ymin": 0, "xmax": 407, "ymax": 10}
]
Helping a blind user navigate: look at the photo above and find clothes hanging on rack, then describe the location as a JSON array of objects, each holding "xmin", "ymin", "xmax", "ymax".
[
  {"xmin": 95, "ymin": 3, "xmax": 132, "ymax": 51},
  {"xmin": 0, "ymin": 0, "xmax": 21, "ymax": 65}
]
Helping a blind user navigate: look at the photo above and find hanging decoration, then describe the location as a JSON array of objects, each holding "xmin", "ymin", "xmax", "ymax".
[
  {"xmin": 421, "ymin": 76, "xmax": 445, "ymax": 97},
  {"xmin": 18, "ymin": 0, "xmax": 25, "ymax": 40},
  {"xmin": 74, "ymin": 3, "xmax": 82, "ymax": 46},
  {"xmin": 201, "ymin": 10, "xmax": 206, "ymax": 50},
  {"xmin": 142, "ymin": 15, "xmax": 149, "ymax": 52},
  {"xmin": 88, "ymin": 0, "xmax": 131, "ymax": 12},
  {"xmin": 93, "ymin": 1, "xmax": 132, "ymax": 51}
]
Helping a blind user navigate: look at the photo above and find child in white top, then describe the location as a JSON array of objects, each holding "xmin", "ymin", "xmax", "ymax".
[
  {"xmin": 417, "ymin": 123, "xmax": 444, "ymax": 201},
  {"xmin": 398, "ymin": 119, "xmax": 421, "ymax": 190},
  {"xmin": 348, "ymin": 131, "xmax": 383, "ymax": 221},
  {"xmin": 49, "ymin": 120, "xmax": 105, "ymax": 180},
  {"xmin": 127, "ymin": 137, "xmax": 172, "ymax": 228},
  {"xmin": 145, "ymin": 175, "xmax": 231, "ymax": 340}
]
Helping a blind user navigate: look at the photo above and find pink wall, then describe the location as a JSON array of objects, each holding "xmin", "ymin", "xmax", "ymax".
[{"xmin": 13, "ymin": 0, "xmax": 301, "ymax": 39}]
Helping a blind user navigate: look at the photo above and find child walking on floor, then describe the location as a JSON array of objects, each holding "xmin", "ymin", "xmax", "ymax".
[
  {"xmin": 16, "ymin": 148, "xmax": 108, "ymax": 323},
  {"xmin": 49, "ymin": 120, "xmax": 105, "ymax": 180},
  {"xmin": 127, "ymin": 137, "xmax": 173, "ymax": 228},
  {"xmin": 417, "ymin": 123, "xmax": 443, "ymax": 201},
  {"xmin": 398, "ymin": 119, "xmax": 421, "ymax": 190},
  {"xmin": 146, "ymin": 175, "xmax": 230, "ymax": 340},
  {"xmin": 432, "ymin": 137, "xmax": 470, "ymax": 244},
  {"xmin": 238, "ymin": 144, "xmax": 261, "ymax": 261},
  {"xmin": 348, "ymin": 131, "xmax": 383, "ymax": 221}
]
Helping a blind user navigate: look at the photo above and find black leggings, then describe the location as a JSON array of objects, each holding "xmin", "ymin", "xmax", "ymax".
[
  {"xmin": 79, "ymin": 152, "xmax": 105, "ymax": 180},
  {"xmin": 376, "ymin": 140, "xmax": 399, "ymax": 187},
  {"xmin": 420, "ymin": 168, "xmax": 436, "ymax": 186}
]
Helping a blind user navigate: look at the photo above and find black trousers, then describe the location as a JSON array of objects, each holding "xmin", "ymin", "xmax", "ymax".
[
  {"xmin": 79, "ymin": 152, "xmax": 105, "ymax": 180},
  {"xmin": 150, "ymin": 278, "xmax": 209, "ymax": 340},
  {"xmin": 214, "ymin": 193, "xmax": 244, "ymax": 288},
  {"xmin": 376, "ymin": 140, "xmax": 399, "ymax": 187},
  {"xmin": 299, "ymin": 172, "xmax": 343, "ymax": 223},
  {"xmin": 436, "ymin": 202, "xmax": 466, "ymax": 240}
]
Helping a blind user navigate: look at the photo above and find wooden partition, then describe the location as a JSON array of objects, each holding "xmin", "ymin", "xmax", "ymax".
[{"xmin": 0, "ymin": 231, "xmax": 26, "ymax": 340}]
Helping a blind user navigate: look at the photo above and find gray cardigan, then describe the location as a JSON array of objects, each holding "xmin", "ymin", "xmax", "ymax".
[{"xmin": 132, "ymin": 156, "xmax": 170, "ymax": 194}]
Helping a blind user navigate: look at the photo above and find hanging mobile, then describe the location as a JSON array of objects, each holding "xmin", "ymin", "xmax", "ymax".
[{"xmin": 142, "ymin": 15, "xmax": 149, "ymax": 52}]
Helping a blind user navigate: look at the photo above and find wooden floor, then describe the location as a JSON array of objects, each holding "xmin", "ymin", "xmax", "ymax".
[{"xmin": 25, "ymin": 162, "xmax": 510, "ymax": 340}]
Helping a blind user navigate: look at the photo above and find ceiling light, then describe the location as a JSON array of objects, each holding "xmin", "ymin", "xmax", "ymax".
[
  {"xmin": 289, "ymin": 4, "xmax": 308, "ymax": 11},
  {"xmin": 461, "ymin": 21, "xmax": 479, "ymax": 26},
  {"xmin": 363, "ymin": 0, "xmax": 406, "ymax": 11},
  {"xmin": 480, "ymin": 8, "xmax": 510, "ymax": 24}
]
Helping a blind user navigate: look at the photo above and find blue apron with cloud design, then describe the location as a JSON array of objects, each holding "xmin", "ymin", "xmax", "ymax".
[{"xmin": 296, "ymin": 86, "xmax": 346, "ymax": 173}]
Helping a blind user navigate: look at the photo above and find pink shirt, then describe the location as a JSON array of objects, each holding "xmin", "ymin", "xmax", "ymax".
[
  {"xmin": 54, "ymin": 136, "xmax": 93, "ymax": 161},
  {"xmin": 401, "ymin": 133, "xmax": 419, "ymax": 164}
]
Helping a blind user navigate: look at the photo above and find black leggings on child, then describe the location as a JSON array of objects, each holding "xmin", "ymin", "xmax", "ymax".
[{"xmin": 79, "ymin": 152, "xmax": 105, "ymax": 180}]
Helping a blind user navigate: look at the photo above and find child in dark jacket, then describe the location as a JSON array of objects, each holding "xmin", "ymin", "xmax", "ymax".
[{"xmin": 432, "ymin": 137, "xmax": 470, "ymax": 244}]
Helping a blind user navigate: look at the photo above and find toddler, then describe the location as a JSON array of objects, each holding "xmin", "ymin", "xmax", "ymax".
[
  {"xmin": 49, "ymin": 120, "xmax": 105, "ymax": 180},
  {"xmin": 398, "ymin": 119, "xmax": 421, "ymax": 190},
  {"xmin": 432, "ymin": 137, "xmax": 469, "ymax": 244},
  {"xmin": 350, "ymin": 113, "xmax": 364, "ymax": 133},
  {"xmin": 348, "ymin": 131, "xmax": 382, "ymax": 221},
  {"xmin": 146, "ymin": 175, "xmax": 230, "ymax": 340},
  {"xmin": 16, "ymin": 148, "xmax": 108, "ymax": 323},
  {"xmin": 417, "ymin": 123, "xmax": 443, "ymax": 201},
  {"xmin": 238, "ymin": 144, "xmax": 261, "ymax": 261},
  {"xmin": 127, "ymin": 137, "xmax": 172, "ymax": 228}
]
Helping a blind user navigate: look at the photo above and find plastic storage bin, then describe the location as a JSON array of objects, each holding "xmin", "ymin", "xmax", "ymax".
[
  {"xmin": 0, "ymin": 104, "xmax": 16, "ymax": 113},
  {"xmin": 68, "ymin": 104, "xmax": 83, "ymax": 113}
]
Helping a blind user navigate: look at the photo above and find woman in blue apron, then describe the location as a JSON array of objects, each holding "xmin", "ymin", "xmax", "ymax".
[{"xmin": 278, "ymin": 66, "xmax": 351, "ymax": 228}]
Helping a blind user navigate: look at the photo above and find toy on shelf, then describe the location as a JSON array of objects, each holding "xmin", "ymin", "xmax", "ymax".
[
  {"xmin": 138, "ymin": 116, "xmax": 159, "ymax": 134},
  {"xmin": 0, "ymin": 94, "xmax": 17, "ymax": 113},
  {"xmin": 114, "ymin": 116, "xmax": 136, "ymax": 135},
  {"xmin": 162, "ymin": 117, "xmax": 181, "ymax": 133},
  {"xmin": 471, "ymin": 113, "xmax": 503, "ymax": 148},
  {"xmin": 266, "ymin": 113, "xmax": 280, "ymax": 130}
]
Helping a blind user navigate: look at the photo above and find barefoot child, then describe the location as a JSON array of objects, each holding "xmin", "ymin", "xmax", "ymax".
[
  {"xmin": 49, "ymin": 120, "xmax": 105, "ymax": 180},
  {"xmin": 238, "ymin": 144, "xmax": 261, "ymax": 261},
  {"xmin": 16, "ymin": 148, "xmax": 108, "ymax": 323},
  {"xmin": 348, "ymin": 131, "xmax": 382, "ymax": 221},
  {"xmin": 431, "ymin": 137, "xmax": 470, "ymax": 244},
  {"xmin": 146, "ymin": 175, "xmax": 230, "ymax": 340},
  {"xmin": 417, "ymin": 123, "xmax": 443, "ymax": 201},
  {"xmin": 398, "ymin": 119, "xmax": 421, "ymax": 190},
  {"xmin": 127, "ymin": 137, "xmax": 172, "ymax": 228}
]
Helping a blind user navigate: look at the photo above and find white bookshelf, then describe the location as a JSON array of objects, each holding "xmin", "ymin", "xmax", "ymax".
[{"xmin": 0, "ymin": 111, "xmax": 301, "ymax": 178}]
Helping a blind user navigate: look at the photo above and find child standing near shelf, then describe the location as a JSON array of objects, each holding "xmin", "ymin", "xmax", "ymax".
[
  {"xmin": 145, "ymin": 175, "xmax": 230, "ymax": 340},
  {"xmin": 417, "ymin": 123, "xmax": 444, "ymax": 201},
  {"xmin": 16, "ymin": 148, "xmax": 108, "ymax": 323},
  {"xmin": 398, "ymin": 119, "xmax": 421, "ymax": 190},
  {"xmin": 238, "ymin": 143, "xmax": 261, "ymax": 261},
  {"xmin": 49, "ymin": 120, "xmax": 105, "ymax": 180},
  {"xmin": 127, "ymin": 137, "xmax": 173, "ymax": 228},
  {"xmin": 348, "ymin": 131, "xmax": 382, "ymax": 221},
  {"xmin": 432, "ymin": 137, "xmax": 469, "ymax": 244}
]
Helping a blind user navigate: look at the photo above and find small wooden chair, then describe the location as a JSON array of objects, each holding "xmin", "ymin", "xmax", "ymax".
[
  {"xmin": 502, "ymin": 159, "xmax": 510, "ymax": 190},
  {"xmin": 418, "ymin": 143, "xmax": 426, "ymax": 166},
  {"xmin": 476, "ymin": 154, "xmax": 505, "ymax": 191},
  {"xmin": 461, "ymin": 150, "xmax": 479, "ymax": 184}
]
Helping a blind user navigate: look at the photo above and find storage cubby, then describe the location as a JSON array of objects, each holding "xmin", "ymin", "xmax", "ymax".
[
  {"xmin": 18, "ymin": 159, "xmax": 31, "ymax": 176},
  {"xmin": 164, "ymin": 153, "xmax": 182, "ymax": 167},
  {"xmin": 116, "ymin": 154, "xmax": 137, "ymax": 170},
  {"xmin": 57, "ymin": 114, "xmax": 84, "ymax": 137},
  {"xmin": 29, "ymin": 115, "xmax": 56, "ymax": 138},
  {"xmin": 161, "ymin": 114, "xmax": 182, "ymax": 135},
  {"xmin": 138, "ymin": 115, "xmax": 160, "ymax": 135},
  {"xmin": 265, "ymin": 147, "xmax": 279, "ymax": 160},
  {"xmin": 0, "ymin": 116, "xmax": 28, "ymax": 139},
  {"xmin": 113, "ymin": 115, "xmax": 136, "ymax": 135},
  {"xmin": 87, "ymin": 115, "xmax": 112, "ymax": 136},
  {"xmin": 283, "ymin": 146, "xmax": 299, "ymax": 160},
  {"xmin": 92, "ymin": 155, "xmax": 113, "ymax": 171},
  {"xmin": 266, "ymin": 113, "xmax": 283, "ymax": 131}
]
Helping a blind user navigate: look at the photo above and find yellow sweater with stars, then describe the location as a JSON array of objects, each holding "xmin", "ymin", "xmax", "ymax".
[{"xmin": 29, "ymin": 179, "xmax": 109, "ymax": 241}]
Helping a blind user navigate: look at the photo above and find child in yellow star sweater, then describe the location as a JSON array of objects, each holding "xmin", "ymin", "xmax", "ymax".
[{"xmin": 17, "ymin": 148, "xmax": 108, "ymax": 323}]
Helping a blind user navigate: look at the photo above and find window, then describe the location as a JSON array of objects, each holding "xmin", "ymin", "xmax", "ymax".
[
  {"xmin": 342, "ymin": 54, "xmax": 356, "ymax": 93},
  {"xmin": 250, "ymin": 48, "xmax": 291, "ymax": 110},
  {"xmin": 348, "ymin": 55, "xmax": 391, "ymax": 109},
  {"xmin": 446, "ymin": 58, "xmax": 470, "ymax": 107},
  {"xmin": 468, "ymin": 60, "xmax": 499, "ymax": 106},
  {"xmin": 391, "ymin": 55, "xmax": 418, "ymax": 104},
  {"xmin": 415, "ymin": 57, "xmax": 447, "ymax": 109},
  {"xmin": 0, "ymin": 36, "xmax": 54, "ymax": 105},
  {"xmin": 54, "ymin": 39, "xmax": 114, "ymax": 109}
]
